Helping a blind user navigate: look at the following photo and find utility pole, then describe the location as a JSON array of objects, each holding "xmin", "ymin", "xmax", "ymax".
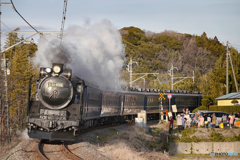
[
  {"xmin": 228, "ymin": 48, "xmax": 239, "ymax": 92},
  {"xmin": 226, "ymin": 41, "xmax": 229, "ymax": 94},
  {"xmin": 168, "ymin": 65, "xmax": 195, "ymax": 90},
  {"xmin": 0, "ymin": 1, "xmax": 12, "ymax": 144},
  {"xmin": 193, "ymin": 71, "xmax": 195, "ymax": 82},
  {"xmin": 60, "ymin": 0, "xmax": 68, "ymax": 44},
  {"xmin": 3, "ymin": 53, "xmax": 10, "ymax": 143},
  {"xmin": 126, "ymin": 58, "xmax": 138, "ymax": 87},
  {"xmin": 168, "ymin": 65, "xmax": 178, "ymax": 90},
  {"xmin": 0, "ymin": 0, "xmax": 2, "ymax": 145},
  {"xmin": 141, "ymin": 78, "xmax": 145, "ymax": 88}
]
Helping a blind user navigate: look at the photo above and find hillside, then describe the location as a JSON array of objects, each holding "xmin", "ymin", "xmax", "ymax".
[
  {"xmin": 120, "ymin": 26, "xmax": 226, "ymax": 75},
  {"xmin": 119, "ymin": 26, "xmax": 240, "ymax": 103}
]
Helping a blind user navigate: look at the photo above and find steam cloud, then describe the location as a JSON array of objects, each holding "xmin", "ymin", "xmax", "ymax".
[{"xmin": 33, "ymin": 19, "xmax": 125, "ymax": 90}]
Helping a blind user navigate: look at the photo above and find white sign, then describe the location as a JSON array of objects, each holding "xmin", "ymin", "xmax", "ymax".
[
  {"xmin": 172, "ymin": 105, "xmax": 177, "ymax": 113},
  {"xmin": 168, "ymin": 112, "xmax": 172, "ymax": 118}
]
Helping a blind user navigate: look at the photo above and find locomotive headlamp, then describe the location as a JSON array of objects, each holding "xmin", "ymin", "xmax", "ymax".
[
  {"xmin": 45, "ymin": 67, "xmax": 52, "ymax": 73},
  {"xmin": 53, "ymin": 66, "xmax": 61, "ymax": 73}
]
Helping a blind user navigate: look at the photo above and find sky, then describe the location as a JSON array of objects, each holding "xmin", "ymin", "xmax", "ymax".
[{"xmin": 1, "ymin": 0, "xmax": 240, "ymax": 51}]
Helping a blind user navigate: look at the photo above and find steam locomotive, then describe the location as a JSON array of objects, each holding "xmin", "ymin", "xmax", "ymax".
[{"xmin": 27, "ymin": 63, "xmax": 202, "ymax": 141}]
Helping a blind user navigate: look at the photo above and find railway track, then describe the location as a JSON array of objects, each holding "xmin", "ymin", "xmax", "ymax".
[
  {"xmin": 36, "ymin": 140, "xmax": 48, "ymax": 160},
  {"xmin": 61, "ymin": 142, "xmax": 83, "ymax": 160},
  {"xmin": 36, "ymin": 140, "xmax": 83, "ymax": 160},
  {"xmin": 34, "ymin": 122, "xmax": 132, "ymax": 160}
]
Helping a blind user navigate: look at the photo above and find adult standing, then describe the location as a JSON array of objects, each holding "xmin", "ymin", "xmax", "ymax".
[
  {"xmin": 183, "ymin": 108, "xmax": 189, "ymax": 114},
  {"xmin": 230, "ymin": 113, "xmax": 235, "ymax": 128},
  {"xmin": 169, "ymin": 116, "xmax": 174, "ymax": 134},
  {"xmin": 181, "ymin": 114, "xmax": 185, "ymax": 129},
  {"xmin": 199, "ymin": 114, "xmax": 204, "ymax": 127},
  {"xmin": 176, "ymin": 114, "xmax": 182, "ymax": 133},
  {"xmin": 184, "ymin": 112, "xmax": 191, "ymax": 129},
  {"xmin": 212, "ymin": 113, "xmax": 216, "ymax": 128},
  {"xmin": 237, "ymin": 112, "xmax": 240, "ymax": 118},
  {"xmin": 186, "ymin": 108, "xmax": 189, "ymax": 114}
]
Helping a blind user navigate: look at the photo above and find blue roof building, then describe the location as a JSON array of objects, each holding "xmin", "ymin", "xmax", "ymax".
[{"xmin": 215, "ymin": 92, "xmax": 240, "ymax": 106}]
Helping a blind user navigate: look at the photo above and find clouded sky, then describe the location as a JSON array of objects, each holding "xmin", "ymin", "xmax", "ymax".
[{"xmin": 1, "ymin": 0, "xmax": 240, "ymax": 51}]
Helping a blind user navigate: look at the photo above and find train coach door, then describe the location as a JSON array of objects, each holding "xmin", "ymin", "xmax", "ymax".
[
  {"xmin": 120, "ymin": 94, "xmax": 125, "ymax": 116},
  {"xmin": 172, "ymin": 97, "xmax": 176, "ymax": 107},
  {"xmin": 144, "ymin": 95, "xmax": 147, "ymax": 111}
]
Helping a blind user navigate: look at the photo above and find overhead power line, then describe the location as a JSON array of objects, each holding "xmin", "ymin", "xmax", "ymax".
[
  {"xmin": 229, "ymin": 43, "xmax": 240, "ymax": 47},
  {"xmin": 1, "ymin": 21, "xmax": 12, "ymax": 31},
  {"xmin": 8, "ymin": 0, "xmax": 77, "ymax": 61},
  {"xmin": 10, "ymin": 0, "xmax": 42, "ymax": 36}
]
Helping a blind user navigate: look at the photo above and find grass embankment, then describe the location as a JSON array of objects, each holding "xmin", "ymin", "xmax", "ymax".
[{"xmin": 169, "ymin": 127, "xmax": 240, "ymax": 142}]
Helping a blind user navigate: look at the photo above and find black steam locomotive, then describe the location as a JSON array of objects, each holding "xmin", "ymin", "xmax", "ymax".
[{"xmin": 27, "ymin": 63, "xmax": 202, "ymax": 141}]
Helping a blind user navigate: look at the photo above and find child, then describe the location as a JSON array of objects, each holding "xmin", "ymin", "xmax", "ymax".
[
  {"xmin": 176, "ymin": 114, "xmax": 182, "ymax": 133},
  {"xmin": 207, "ymin": 114, "xmax": 211, "ymax": 128}
]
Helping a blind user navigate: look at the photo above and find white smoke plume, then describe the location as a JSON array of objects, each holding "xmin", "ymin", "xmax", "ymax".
[{"xmin": 33, "ymin": 19, "xmax": 125, "ymax": 90}]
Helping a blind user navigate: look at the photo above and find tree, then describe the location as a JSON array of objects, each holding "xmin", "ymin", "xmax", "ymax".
[
  {"xmin": 1, "ymin": 28, "xmax": 37, "ymax": 142},
  {"xmin": 231, "ymin": 100, "xmax": 238, "ymax": 105}
]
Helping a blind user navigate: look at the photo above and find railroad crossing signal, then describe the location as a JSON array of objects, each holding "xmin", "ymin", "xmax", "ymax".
[
  {"xmin": 158, "ymin": 92, "xmax": 165, "ymax": 100},
  {"xmin": 158, "ymin": 92, "xmax": 165, "ymax": 123}
]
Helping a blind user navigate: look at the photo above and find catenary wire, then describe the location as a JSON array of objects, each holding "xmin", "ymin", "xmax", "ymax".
[
  {"xmin": 0, "ymin": 22, "xmax": 12, "ymax": 36},
  {"xmin": 229, "ymin": 43, "xmax": 240, "ymax": 47},
  {"xmin": 9, "ymin": 0, "xmax": 81, "ymax": 61},
  {"xmin": 10, "ymin": 0, "xmax": 42, "ymax": 36},
  {"xmin": 1, "ymin": 21, "xmax": 12, "ymax": 32}
]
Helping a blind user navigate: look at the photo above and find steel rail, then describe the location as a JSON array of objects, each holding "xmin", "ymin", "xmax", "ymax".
[
  {"xmin": 36, "ymin": 140, "xmax": 48, "ymax": 160},
  {"xmin": 61, "ymin": 142, "xmax": 83, "ymax": 160}
]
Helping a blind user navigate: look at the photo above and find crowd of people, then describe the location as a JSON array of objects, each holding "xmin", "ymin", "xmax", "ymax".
[
  {"xmin": 169, "ymin": 108, "xmax": 191, "ymax": 134},
  {"xmin": 168, "ymin": 108, "xmax": 240, "ymax": 134}
]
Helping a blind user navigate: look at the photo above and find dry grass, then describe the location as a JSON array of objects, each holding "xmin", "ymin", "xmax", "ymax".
[
  {"xmin": 0, "ymin": 134, "xmax": 21, "ymax": 158},
  {"xmin": 0, "ymin": 129, "xmax": 31, "ymax": 158},
  {"xmin": 97, "ymin": 126, "xmax": 171, "ymax": 160}
]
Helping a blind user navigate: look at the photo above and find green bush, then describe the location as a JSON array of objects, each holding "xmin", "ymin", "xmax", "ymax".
[
  {"xmin": 192, "ymin": 106, "xmax": 207, "ymax": 113},
  {"xmin": 209, "ymin": 132, "xmax": 224, "ymax": 142},
  {"xmin": 147, "ymin": 138, "xmax": 162, "ymax": 151},
  {"xmin": 169, "ymin": 131, "xmax": 240, "ymax": 143},
  {"xmin": 231, "ymin": 100, "xmax": 239, "ymax": 105},
  {"xmin": 201, "ymin": 99, "xmax": 208, "ymax": 107},
  {"xmin": 152, "ymin": 128, "xmax": 163, "ymax": 135},
  {"xmin": 209, "ymin": 105, "xmax": 240, "ymax": 113}
]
